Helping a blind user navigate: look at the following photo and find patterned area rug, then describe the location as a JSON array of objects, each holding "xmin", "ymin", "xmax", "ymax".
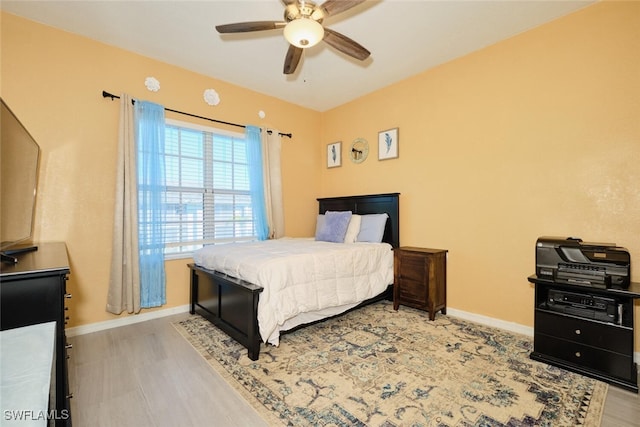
[{"xmin": 173, "ymin": 301, "xmax": 607, "ymax": 426}]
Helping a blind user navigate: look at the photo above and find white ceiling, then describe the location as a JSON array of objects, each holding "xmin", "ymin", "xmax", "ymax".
[{"xmin": 1, "ymin": 0, "xmax": 596, "ymax": 112}]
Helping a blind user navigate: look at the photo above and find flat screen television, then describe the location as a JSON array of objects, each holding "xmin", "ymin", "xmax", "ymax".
[{"xmin": 1, "ymin": 98, "xmax": 40, "ymax": 263}]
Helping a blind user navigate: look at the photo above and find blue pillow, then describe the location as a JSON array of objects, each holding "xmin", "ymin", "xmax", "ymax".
[
  {"xmin": 356, "ymin": 213, "xmax": 388, "ymax": 243},
  {"xmin": 315, "ymin": 211, "xmax": 352, "ymax": 243}
]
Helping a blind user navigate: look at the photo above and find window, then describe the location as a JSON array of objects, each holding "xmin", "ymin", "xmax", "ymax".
[{"xmin": 148, "ymin": 119, "xmax": 256, "ymax": 257}]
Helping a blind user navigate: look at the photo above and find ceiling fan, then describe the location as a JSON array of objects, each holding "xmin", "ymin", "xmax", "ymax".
[{"xmin": 215, "ymin": 0, "xmax": 371, "ymax": 75}]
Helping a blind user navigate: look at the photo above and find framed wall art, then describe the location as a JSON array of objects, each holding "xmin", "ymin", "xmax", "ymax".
[
  {"xmin": 378, "ymin": 128, "xmax": 399, "ymax": 160},
  {"xmin": 327, "ymin": 141, "xmax": 342, "ymax": 168}
]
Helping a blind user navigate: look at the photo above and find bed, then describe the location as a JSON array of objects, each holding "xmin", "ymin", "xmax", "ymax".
[{"xmin": 188, "ymin": 193, "xmax": 400, "ymax": 360}]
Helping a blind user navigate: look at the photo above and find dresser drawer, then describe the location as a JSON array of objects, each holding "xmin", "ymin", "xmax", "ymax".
[
  {"xmin": 534, "ymin": 333, "xmax": 634, "ymax": 380},
  {"xmin": 535, "ymin": 310, "xmax": 632, "ymax": 355}
]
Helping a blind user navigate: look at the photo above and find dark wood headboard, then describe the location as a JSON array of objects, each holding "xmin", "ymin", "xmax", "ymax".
[{"xmin": 317, "ymin": 193, "xmax": 400, "ymax": 248}]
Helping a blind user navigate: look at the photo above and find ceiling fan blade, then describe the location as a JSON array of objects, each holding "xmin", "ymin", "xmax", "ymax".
[
  {"xmin": 215, "ymin": 21, "xmax": 285, "ymax": 33},
  {"xmin": 321, "ymin": 0, "xmax": 366, "ymax": 17},
  {"xmin": 283, "ymin": 44, "xmax": 303, "ymax": 74},
  {"xmin": 323, "ymin": 28, "xmax": 370, "ymax": 61}
]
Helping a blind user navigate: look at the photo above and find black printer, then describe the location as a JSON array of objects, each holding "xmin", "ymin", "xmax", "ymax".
[{"xmin": 536, "ymin": 236, "xmax": 630, "ymax": 289}]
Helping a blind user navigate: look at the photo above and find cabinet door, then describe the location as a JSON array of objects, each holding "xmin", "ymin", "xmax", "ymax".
[{"xmin": 396, "ymin": 252, "xmax": 428, "ymax": 306}]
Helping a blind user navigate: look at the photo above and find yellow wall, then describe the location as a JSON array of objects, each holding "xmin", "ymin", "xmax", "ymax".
[
  {"xmin": 320, "ymin": 0, "xmax": 639, "ymax": 344},
  {"xmin": 2, "ymin": 1, "xmax": 639, "ymax": 352},
  {"xmin": 1, "ymin": 12, "xmax": 322, "ymax": 327}
]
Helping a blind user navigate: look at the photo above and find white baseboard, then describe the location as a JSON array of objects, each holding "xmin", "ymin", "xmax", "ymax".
[
  {"xmin": 447, "ymin": 307, "xmax": 640, "ymax": 364},
  {"xmin": 65, "ymin": 304, "xmax": 190, "ymax": 337},
  {"xmin": 446, "ymin": 307, "xmax": 534, "ymax": 337}
]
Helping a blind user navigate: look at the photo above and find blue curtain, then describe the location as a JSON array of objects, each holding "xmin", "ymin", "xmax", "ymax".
[
  {"xmin": 245, "ymin": 126, "xmax": 269, "ymax": 240},
  {"xmin": 135, "ymin": 101, "xmax": 166, "ymax": 308}
]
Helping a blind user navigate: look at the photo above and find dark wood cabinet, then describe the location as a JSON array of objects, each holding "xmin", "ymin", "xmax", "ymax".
[
  {"xmin": 1, "ymin": 242, "xmax": 72, "ymax": 425},
  {"xmin": 528, "ymin": 275, "xmax": 639, "ymax": 392},
  {"xmin": 393, "ymin": 247, "xmax": 447, "ymax": 320}
]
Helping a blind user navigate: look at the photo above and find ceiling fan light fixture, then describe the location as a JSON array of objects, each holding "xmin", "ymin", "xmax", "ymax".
[{"xmin": 283, "ymin": 18, "xmax": 324, "ymax": 48}]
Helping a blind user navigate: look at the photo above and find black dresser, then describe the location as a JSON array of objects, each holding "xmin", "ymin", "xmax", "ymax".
[
  {"xmin": 1, "ymin": 242, "xmax": 72, "ymax": 425},
  {"xmin": 528, "ymin": 275, "xmax": 640, "ymax": 392}
]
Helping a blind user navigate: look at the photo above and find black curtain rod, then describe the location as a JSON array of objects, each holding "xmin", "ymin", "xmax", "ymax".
[{"xmin": 102, "ymin": 91, "xmax": 292, "ymax": 138}]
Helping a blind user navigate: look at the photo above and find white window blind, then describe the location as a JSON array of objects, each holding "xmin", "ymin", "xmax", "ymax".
[{"xmin": 160, "ymin": 120, "xmax": 255, "ymax": 256}]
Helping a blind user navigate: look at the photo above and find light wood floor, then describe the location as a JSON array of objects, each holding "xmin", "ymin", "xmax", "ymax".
[{"xmin": 68, "ymin": 313, "xmax": 640, "ymax": 427}]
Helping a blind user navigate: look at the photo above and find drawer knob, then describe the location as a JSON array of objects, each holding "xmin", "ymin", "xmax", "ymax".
[
  {"xmin": 575, "ymin": 329, "xmax": 581, "ymax": 335},
  {"xmin": 575, "ymin": 351, "xmax": 581, "ymax": 358}
]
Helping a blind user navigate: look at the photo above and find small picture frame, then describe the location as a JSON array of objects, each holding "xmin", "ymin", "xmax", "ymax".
[
  {"xmin": 327, "ymin": 141, "xmax": 342, "ymax": 168},
  {"xmin": 378, "ymin": 128, "xmax": 399, "ymax": 160}
]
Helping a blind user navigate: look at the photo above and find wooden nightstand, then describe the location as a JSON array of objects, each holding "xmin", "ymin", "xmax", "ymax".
[{"xmin": 393, "ymin": 247, "xmax": 447, "ymax": 320}]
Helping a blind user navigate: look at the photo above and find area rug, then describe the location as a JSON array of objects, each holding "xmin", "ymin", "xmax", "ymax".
[{"xmin": 173, "ymin": 301, "xmax": 607, "ymax": 426}]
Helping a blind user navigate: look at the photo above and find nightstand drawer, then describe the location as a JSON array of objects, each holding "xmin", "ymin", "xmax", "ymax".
[
  {"xmin": 535, "ymin": 310, "xmax": 632, "ymax": 355},
  {"xmin": 396, "ymin": 253, "xmax": 428, "ymax": 282},
  {"xmin": 534, "ymin": 334, "xmax": 634, "ymax": 380},
  {"xmin": 396, "ymin": 278, "xmax": 427, "ymax": 305}
]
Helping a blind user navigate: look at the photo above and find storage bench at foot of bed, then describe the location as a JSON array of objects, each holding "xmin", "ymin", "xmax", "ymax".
[{"xmin": 189, "ymin": 263, "xmax": 263, "ymax": 361}]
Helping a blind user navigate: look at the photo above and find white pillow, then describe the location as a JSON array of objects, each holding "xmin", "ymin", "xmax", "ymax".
[
  {"xmin": 315, "ymin": 214, "xmax": 325, "ymax": 236},
  {"xmin": 356, "ymin": 213, "xmax": 389, "ymax": 243},
  {"xmin": 343, "ymin": 214, "xmax": 361, "ymax": 243}
]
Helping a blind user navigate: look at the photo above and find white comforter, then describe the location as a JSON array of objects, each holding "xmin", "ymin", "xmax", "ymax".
[{"xmin": 192, "ymin": 238, "xmax": 394, "ymax": 346}]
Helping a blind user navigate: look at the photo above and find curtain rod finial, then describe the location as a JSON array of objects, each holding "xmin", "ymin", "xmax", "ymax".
[{"xmin": 102, "ymin": 90, "xmax": 117, "ymax": 100}]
